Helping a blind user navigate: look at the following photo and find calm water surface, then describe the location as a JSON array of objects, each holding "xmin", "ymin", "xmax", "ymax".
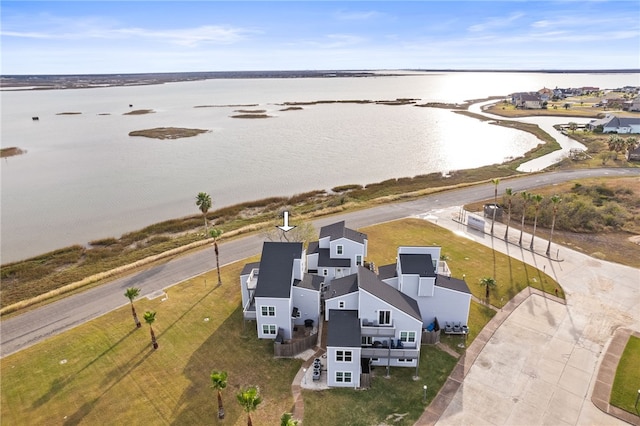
[{"xmin": 1, "ymin": 72, "xmax": 638, "ymax": 262}]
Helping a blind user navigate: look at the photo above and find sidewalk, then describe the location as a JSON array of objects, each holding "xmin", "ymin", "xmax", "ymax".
[{"xmin": 415, "ymin": 207, "xmax": 639, "ymax": 425}]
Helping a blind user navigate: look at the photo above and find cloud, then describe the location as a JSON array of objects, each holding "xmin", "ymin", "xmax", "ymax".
[
  {"xmin": 334, "ymin": 10, "xmax": 384, "ymax": 21},
  {"xmin": 468, "ymin": 12, "xmax": 525, "ymax": 32},
  {"xmin": 1, "ymin": 17, "xmax": 255, "ymax": 47}
]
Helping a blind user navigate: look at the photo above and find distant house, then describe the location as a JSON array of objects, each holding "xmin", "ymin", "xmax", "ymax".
[
  {"xmin": 511, "ymin": 92, "xmax": 543, "ymax": 109},
  {"xmin": 624, "ymin": 97, "xmax": 640, "ymax": 112},
  {"xmin": 628, "ymin": 144, "xmax": 640, "ymax": 161},
  {"xmin": 587, "ymin": 115, "xmax": 640, "ymax": 134},
  {"xmin": 240, "ymin": 221, "xmax": 471, "ymax": 388},
  {"xmin": 537, "ymin": 87, "xmax": 554, "ymax": 102}
]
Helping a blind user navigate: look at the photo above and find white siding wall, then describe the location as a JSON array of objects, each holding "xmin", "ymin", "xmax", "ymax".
[
  {"xmin": 330, "ymin": 237, "xmax": 365, "ymax": 267},
  {"xmin": 327, "ymin": 346, "xmax": 361, "ymax": 388},
  {"xmin": 415, "ymin": 286, "xmax": 471, "ymax": 327},
  {"xmin": 324, "ymin": 293, "xmax": 359, "ymax": 321},
  {"xmin": 358, "ymin": 290, "xmax": 423, "ymax": 346},
  {"xmin": 255, "ymin": 297, "xmax": 293, "ymax": 339},
  {"xmin": 398, "ymin": 274, "xmax": 419, "ymax": 298},
  {"xmin": 370, "ymin": 357, "xmax": 418, "ymax": 368},
  {"xmin": 292, "ymin": 287, "xmax": 320, "ymax": 326},
  {"xmin": 307, "ymin": 253, "xmax": 319, "ymax": 271},
  {"xmin": 318, "ymin": 236, "xmax": 330, "ymax": 249},
  {"xmin": 418, "ymin": 276, "xmax": 435, "ymax": 297},
  {"xmin": 240, "ymin": 272, "xmax": 251, "ymax": 308}
]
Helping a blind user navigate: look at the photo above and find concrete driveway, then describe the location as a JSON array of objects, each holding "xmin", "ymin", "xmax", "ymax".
[{"xmin": 415, "ymin": 206, "xmax": 639, "ymax": 425}]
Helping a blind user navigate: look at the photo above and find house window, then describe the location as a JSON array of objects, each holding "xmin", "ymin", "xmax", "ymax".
[
  {"xmin": 335, "ymin": 372, "xmax": 352, "ymax": 383},
  {"xmin": 400, "ymin": 331, "xmax": 416, "ymax": 343},
  {"xmin": 356, "ymin": 255, "xmax": 363, "ymax": 266},
  {"xmin": 361, "ymin": 336, "xmax": 373, "ymax": 346},
  {"xmin": 323, "ymin": 269, "xmax": 328, "ymax": 276},
  {"xmin": 262, "ymin": 324, "xmax": 277, "ymax": 335},
  {"xmin": 336, "ymin": 350, "xmax": 352, "ymax": 362},
  {"xmin": 261, "ymin": 306, "xmax": 276, "ymax": 317},
  {"xmin": 337, "ymin": 245, "xmax": 344, "ymax": 255},
  {"xmin": 338, "ymin": 301, "xmax": 345, "ymax": 309},
  {"xmin": 379, "ymin": 310, "xmax": 391, "ymax": 325},
  {"xmin": 398, "ymin": 358, "xmax": 412, "ymax": 363}
]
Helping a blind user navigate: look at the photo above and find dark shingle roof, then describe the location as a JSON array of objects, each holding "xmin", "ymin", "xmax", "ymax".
[
  {"xmin": 327, "ymin": 310, "xmax": 361, "ymax": 347},
  {"xmin": 294, "ymin": 273, "xmax": 324, "ymax": 291},
  {"xmin": 254, "ymin": 242, "xmax": 302, "ymax": 298},
  {"xmin": 307, "ymin": 241, "xmax": 319, "ymax": 254},
  {"xmin": 357, "ymin": 266, "xmax": 422, "ymax": 322},
  {"xmin": 325, "ymin": 274, "xmax": 359, "ymax": 299},
  {"xmin": 399, "ymin": 254, "xmax": 435, "ymax": 277},
  {"xmin": 377, "ymin": 264, "xmax": 398, "ymax": 281},
  {"xmin": 241, "ymin": 261, "xmax": 261, "ymax": 275},
  {"xmin": 319, "ymin": 221, "xmax": 367, "ymax": 244},
  {"xmin": 318, "ymin": 248, "xmax": 351, "ymax": 267},
  {"xmin": 435, "ymin": 275, "xmax": 471, "ymax": 294}
]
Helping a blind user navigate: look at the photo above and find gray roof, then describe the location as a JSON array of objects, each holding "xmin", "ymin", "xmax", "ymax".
[
  {"xmin": 357, "ymin": 266, "xmax": 422, "ymax": 322},
  {"xmin": 318, "ymin": 248, "xmax": 351, "ymax": 267},
  {"xmin": 435, "ymin": 275, "xmax": 471, "ymax": 295},
  {"xmin": 241, "ymin": 261, "xmax": 261, "ymax": 276},
  {"xmin": 307, "ymin": 240, "xmax": 319, "ymax": 254},
  {"xmin": 319, "ymin": 221, "xmax": 367, "ymax": 244},
  {"xmin": 399, "ymin": 254, "xmax": 435, "ymax": 277},
  {"xmin": 603, "ymin": 116, "xmax": 640, "ymax": 128},
  {"xmin": 254, "ymin": 242, "xmax": 303, "ymax": 299},
  {"xmin": 294, "ymin": 273, "xmax": 324, "ymax": 291},
  {"xmin": 325, "ymin": 274, "xmax": 359, "ymax": 299},
  {"xmin": 327, "ymin": 310, "xmax": 361, "ymax": 348},
  {"xmin": 377, "ymin": 264, "xmax": 398, "ymax": 281}
]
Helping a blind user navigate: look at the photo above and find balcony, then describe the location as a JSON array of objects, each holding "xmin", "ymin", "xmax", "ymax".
[
  {"xmin": 243, "ymin": 299, "xmax": 256, "ymax": 320},
  {"xmin": 360, "ymin": 319, "xmax": 395, "ymax": 337},
  {"xmin": 246, "ymin": 268, "xmax": 259, "ymax": 291},
  {"xmin": 361, "ymin": 347, "xmax": 420, "ymax": 360},
  {"xmin": 438, "ymin": 260, "xmax": 451, "ymax": 277}
]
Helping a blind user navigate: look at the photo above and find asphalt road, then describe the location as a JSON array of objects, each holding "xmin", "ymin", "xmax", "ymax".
[{"xmin": 1, "ymin": 168, "xmax": 638, "ymax": 358}]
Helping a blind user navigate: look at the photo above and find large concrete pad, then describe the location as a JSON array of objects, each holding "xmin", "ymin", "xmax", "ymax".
[{"xmin": 436, "ymin": 295, "xmax": 626, "ymax": 425}]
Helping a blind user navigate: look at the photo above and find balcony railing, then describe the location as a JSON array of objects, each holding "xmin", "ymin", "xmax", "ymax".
[
  {"xmin": 361, "ymin": 347, "xmax": 420, "ymax": 359},
  {"xmin": 243, "ymin": 299, "xmax": 256, "ymax": 320},
  {"xmin": 360, "ymin": 319, "xmax": 395, "ymax": 337}
]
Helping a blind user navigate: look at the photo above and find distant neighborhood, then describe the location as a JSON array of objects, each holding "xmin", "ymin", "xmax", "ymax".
[
  {"xmin": 510, "ymin": 85, "xmax": 640, "ymax": 111},
  {"xmin": 240, "ymin": 221, "xmax": 471, "ymax": 388}
]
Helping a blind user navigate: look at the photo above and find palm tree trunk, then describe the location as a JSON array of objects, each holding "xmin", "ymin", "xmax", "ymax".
[
  {"xmin": 530, "ymin": 212, "xmax": 539, "ymax": 250},
  {"xmin": 504, "ymin": 200, "xmax": 511, "ymax": 240},
  {"xmin": 150, "ymin": 326, "xmax": 158, "ymax": 349},
  {"xmin": 217, "ymin": 390, "xmax": 225, "ymax": 419},
  {"xmin": 485, "ymin": 284, "xmax": 490, "ymax": 301},
  {"xmin": 247, "ymin": 414, "xmax": 253, "ymax": 426},
  {"xmin": 546, "ymin": 212, "xmax": 557, "ymax": 256},
  {"xmin": 215, "ymin": 241, "xmax": 222, "ymax": 286},
  {"xmin": 131, "ymin": 303, "xmax": 141, "ymax": 328},
  {"xmin": 518, "ymin": 212, "xmax": 526, "ymax": 246}
]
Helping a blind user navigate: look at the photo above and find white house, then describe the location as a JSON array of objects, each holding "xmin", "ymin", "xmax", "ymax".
[
  {"xmin": 240, "ymin": 242, "xmax": 321, "ymax": 340},
  {"xmin": 588, "ymin": 115, "xmax": 640, "ymax": 134},
  {"xmin": 307, "ymin": 221, "xmax": 367, "ymax": 281},
  {"xmin": 326, "ymin": 309, "xmax": 362, "ymax": 388},
  {"xmin": 240, "ymin": 221, "xmax": 471, "ymax": 388},
  {"xmin": 380, "ymin": 247, "xmax": 471, "ymax": 329}
]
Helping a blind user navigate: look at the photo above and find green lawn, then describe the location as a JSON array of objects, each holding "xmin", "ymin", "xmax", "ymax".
[
  {"xmin": 610, "ymin": 335, "xmax": 640, "ymax": 415},
  {"xmin": 0, "ymin": 218, "xmax": 558, "ymax": 425}
]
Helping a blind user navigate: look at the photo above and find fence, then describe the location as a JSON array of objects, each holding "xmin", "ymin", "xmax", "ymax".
[{"xmin": 274, "ymin": 332, "xmax": 319, "ymax": 357}]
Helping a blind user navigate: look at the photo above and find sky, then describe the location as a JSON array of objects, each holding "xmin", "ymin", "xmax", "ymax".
[{"xmin": 1, "ymin": 1, "xmax": 639, "ymax": 75}]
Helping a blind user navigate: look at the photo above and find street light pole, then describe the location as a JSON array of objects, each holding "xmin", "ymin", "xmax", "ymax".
[{"xmin": 423, "ymin": 385, "xmax": 428, "ymax": 403}]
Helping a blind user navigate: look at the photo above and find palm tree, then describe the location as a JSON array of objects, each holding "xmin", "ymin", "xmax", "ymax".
[
  {"xmin": 479, "ymin": 276, "xmax": 497, "ymax": 302},
  {"xmin": 196, "ymin": 192, "xmax": 212, "ymax": 234},
  {"xmin": 529, "ymin": 194, "xmax": 544, "ymax": 251},
  {"xmin": 210, "ymin": 370, "xmax": 228, "ymax": 419},
  {"xmin": 236, "ymin": 386, "xmax": 262, "ymax": 426},
  {"xmin": 568, "ymin": 122, "xmax": 578, "ymax": 133},
  {"xmin": 143, "ymin": 311, "xmax": 158, "ymax": 349},
  {"xmin": 281, "ymin": 412, "xmax": 300, "ymax": 426},
  {"xmin": 210, "ymin": 228, "xmax": 223, "ymax": 286},
  {"xmin": 490, "ymin": 178, "xmax": 500, "ymax": 235},
  {"xmin": 518, "ymin": 191, "xmax": 530, "ymax": 246},
  {"xmin": 546, "ymin": 195, "xmax": 562, "ymax": 256},
  {"xmin": 503, "ymin": 188, "xmax": 513, "ymax": 241},
  {"xmin": 124, "ymin": 287, "xmax": 142, "ymax": 328}
]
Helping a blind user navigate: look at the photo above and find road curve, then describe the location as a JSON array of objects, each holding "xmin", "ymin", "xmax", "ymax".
[{"xmin": 1, "ymin": 167, "xmax": 638, "ymax": 358}]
